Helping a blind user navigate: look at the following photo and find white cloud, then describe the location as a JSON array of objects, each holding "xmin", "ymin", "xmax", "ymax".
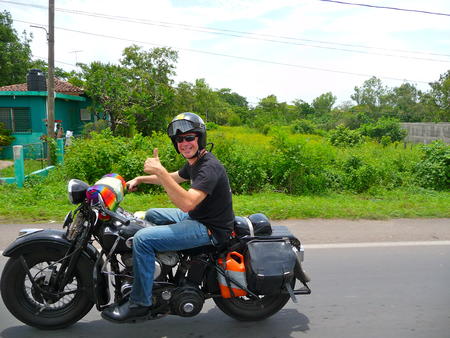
[{"xmin": 3, "ymin": 0, "xmax": 450, "ymax": 105}]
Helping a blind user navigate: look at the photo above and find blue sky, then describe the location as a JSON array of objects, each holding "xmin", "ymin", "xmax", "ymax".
[{"xmin": 2, "ymin": 0, "xmax": 450, "ymax": 106}]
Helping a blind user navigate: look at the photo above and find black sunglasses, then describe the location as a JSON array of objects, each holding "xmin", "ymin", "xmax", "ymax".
[{"xmin": 175, "ymin": 135, "xmax": 197, "ymax": 143}]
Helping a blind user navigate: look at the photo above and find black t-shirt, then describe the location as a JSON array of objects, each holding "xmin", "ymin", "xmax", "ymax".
[{"xmin": 178, "ymin": 152, "xmax": 234, "ymax": 243}]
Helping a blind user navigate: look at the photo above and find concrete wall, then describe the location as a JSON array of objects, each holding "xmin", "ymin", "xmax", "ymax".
[{"xmin": 401, "ymin": 123, "xmax": 450, "ymax": 144}]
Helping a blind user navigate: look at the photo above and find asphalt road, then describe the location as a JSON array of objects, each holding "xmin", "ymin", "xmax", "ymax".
[
  {"xmin": 1, "ymin": 218, "xmax": 450, "ymax": 249},
  {"xmin": 0, "ymin": 220, "xmax": 449, "ymax": 337}
]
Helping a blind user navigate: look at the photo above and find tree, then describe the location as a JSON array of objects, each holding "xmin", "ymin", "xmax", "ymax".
[
  {"xmin": 216, "ymin": 88, "xmax": 248, "ymax": 108},
  {"xmin": 0, "ymin": 10, "xmax": 33, "ymax": 86},
  {"xmin": 74, "ymin": 45, "xmax": 178, "ymax": 136},
  {"xmin": 422, "ymin": 70, "xmax": 450, "ymax": 121},
  {"xmin": 192, "ymin": 79, "xmax": 221, "ymax": 122},
  {"xmin": 251, "ymin": 95, "xmax": 296, "ymax": 129},
  {"xmin": 292, "ymin": 99, "xmax": 315, "ymax": 117},
  {"xmin": 175, "ymin": 81, "xmax": 196, "ymax": 113},
  {"xmin": 77, "ymin": 61, "xmax": 130, "ymax": 134},
  {"xmin": 312, "ymin": 92, "xmax": 336, "ymax": 115},
  {"xmin": 174, "ymin": 79, "xmax": 234, "ymax": 124},
  {"xmin": 119, "ymin": 45, "xmax": 178, "ymax": 135},
  {"xmin": 385, "ymin": 82, "xmax": 425, "ymax": 122},
  {"xmin": 351, "ymin": 77, "xmax": 389, "ymax": 118}
]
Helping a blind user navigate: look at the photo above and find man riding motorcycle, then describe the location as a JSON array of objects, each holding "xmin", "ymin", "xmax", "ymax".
[{"xmin": 102, "ymin": 112, "xmax": 235, "ymax": 323}]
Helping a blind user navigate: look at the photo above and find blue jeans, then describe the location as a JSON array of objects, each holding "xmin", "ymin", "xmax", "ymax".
[{"xmin": 129, "ymin": 208, "xmax": 213, "ymax": 306}]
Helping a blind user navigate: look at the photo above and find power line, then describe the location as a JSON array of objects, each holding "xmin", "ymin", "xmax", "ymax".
[
  {"xmin": 46, "ymin": 6, "xmax": 450, "ymax": 60},
  {"xmin": 45, "ymin": 9, "xmax": 450, "ymax": 63},
  {"xmin": 17, "ymin": 19, "xmax": 431, "ymax": 85},
  {"xmin": 318, "ymin": 0, "xmax": 450, "ymax": 17},
  {"xmin": 33, "ymin": 56, "xmax": 75, "ymax": 67},
  {"xmin": 2, "ymin": 0, "xmax": 449, "ymax": 60}
]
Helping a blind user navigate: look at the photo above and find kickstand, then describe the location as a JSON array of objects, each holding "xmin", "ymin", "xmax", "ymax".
[{"xmin": 285, "ymin": 282, "xmax": 298, "ymax": 303}]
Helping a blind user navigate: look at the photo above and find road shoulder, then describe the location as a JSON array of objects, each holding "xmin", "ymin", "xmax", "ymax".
[
  {"xmin": 273, "ymin": 218, "xmax": 450, "ymax": 244},
  {"xmin": 0, "ymin": 218, "xmax": 449, "ymax": 250}
]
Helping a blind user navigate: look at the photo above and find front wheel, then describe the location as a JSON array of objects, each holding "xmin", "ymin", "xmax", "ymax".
[
  {"xmin": 213, "ymin": 292, "xmax": 291, "ymax": 321},
  {"xmin": 0, "ymin": 250, "xmax": 94, "ymax": 329}
]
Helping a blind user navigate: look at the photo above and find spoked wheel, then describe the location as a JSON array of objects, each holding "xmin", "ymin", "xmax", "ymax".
[
  {"xmin": 213, "ymin": 292, "xmax": 291, "ymax": 321},
  {"xmin": 0, "ymin": 251, "xmax": 94, "ymax": 329}
]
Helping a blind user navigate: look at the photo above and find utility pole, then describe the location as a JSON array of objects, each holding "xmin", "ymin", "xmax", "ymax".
[{"xmin": 47, "ymin": 0, "xmax": 55, "ymax": 164}]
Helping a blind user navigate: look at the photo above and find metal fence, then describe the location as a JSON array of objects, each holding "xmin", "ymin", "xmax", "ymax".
[
  {"xmin": 0, "ymin": 142, "xmax": 47, "ymax": 177},
  {"xmin": 1, "ymin": 142, "xmax": 47, "ymax": 160}
]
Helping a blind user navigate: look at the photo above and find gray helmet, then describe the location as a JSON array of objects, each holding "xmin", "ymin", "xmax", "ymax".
[{"xmin": 167, "ymin": 112, "xmax": 206, "ymax": 153}]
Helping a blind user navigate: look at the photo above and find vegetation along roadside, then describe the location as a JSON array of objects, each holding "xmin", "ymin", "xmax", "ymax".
[{"xmin": 0, "ymin": 126, "xmax": 448, "ymax": 223}]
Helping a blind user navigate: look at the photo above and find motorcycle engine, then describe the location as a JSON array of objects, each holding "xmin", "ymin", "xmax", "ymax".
[
  {"xmin": 169, "ymin": 286, "xmax": 204, "ymax": 317},
  {"xmin": 120, "ymin": 252, "xmax": 178, "ymax": 281},
  {"xmin": 120, "ymin": 253, "xmax": 163, "ymax": 280}
]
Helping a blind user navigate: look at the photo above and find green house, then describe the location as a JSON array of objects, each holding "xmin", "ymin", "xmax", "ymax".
[{"xmin": 0, "ymin": 70, "xmax": 93, "ymax": 159}]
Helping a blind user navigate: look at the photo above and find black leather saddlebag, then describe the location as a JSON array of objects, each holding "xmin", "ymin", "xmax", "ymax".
[
  {"xmin": 234, "ymin": 213, "xmax": 272, "ymax": 237},
  {"xmin": 244, "ymin": 239, "xmax": 296, "ymax": 295}
]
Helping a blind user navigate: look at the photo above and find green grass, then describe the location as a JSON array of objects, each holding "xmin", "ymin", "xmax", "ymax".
[
  {"xmin": 0, "ymin": 159, "xmax": 47, "ymax": 177},
  {"xmin": 0, "ymin": 173, "xmax": 448, "ymax": 223},
  {"xmin": 0, "ymin": 129, "xmax": 447, "ymax": 223}
]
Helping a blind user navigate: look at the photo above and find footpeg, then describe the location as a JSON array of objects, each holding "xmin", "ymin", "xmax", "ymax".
[{"xmin": 293, "ymin": 285, "xmax": 311, "ymax": 295}]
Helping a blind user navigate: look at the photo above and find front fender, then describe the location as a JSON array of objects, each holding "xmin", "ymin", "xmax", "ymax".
[
  {"xmin": 3, "ymin": 229, "xmax": 98, "ymax": 262},
  {"xmin": 2, "ymin": 228, "xmax": 103, "ymax": 302}
]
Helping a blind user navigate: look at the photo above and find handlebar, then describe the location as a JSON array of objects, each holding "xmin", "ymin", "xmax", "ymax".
[{"xmin": 101, "ymin": 208, "xmax": 131, "ymax": 226}]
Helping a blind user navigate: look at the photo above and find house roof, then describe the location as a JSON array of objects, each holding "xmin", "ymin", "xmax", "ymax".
[{"xmin": 0, "ymin": 79, "xmax": 84, "ymax": 96}]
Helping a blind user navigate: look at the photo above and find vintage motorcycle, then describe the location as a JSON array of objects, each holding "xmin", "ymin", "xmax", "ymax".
[{"xmin": 0, "ymin": 174, "xmax": 311, "ymax": 329}]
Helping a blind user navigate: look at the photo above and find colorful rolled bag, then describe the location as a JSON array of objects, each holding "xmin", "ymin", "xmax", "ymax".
[{"xmin": 86, "ymin": 173, "xmax": 127, "ymax": 212}]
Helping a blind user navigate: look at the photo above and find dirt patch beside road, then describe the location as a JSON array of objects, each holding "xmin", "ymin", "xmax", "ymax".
[{"xmin": 0, "ymin": 160, "xmax": 13, "ymax": 170}]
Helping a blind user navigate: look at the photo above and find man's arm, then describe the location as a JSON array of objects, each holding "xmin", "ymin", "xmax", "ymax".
[
  {"xmin": 144, "ymin": 148, "xmax": 207, "ymax": 212},
  {"xmin": 127, "ymin": 166, "xmax": 187, "ymax": 192}
]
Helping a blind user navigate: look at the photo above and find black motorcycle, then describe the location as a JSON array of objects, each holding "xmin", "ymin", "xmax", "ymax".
[{"xmin": 0, "ymin": 177, "xmax": 311, "ymax": 329}]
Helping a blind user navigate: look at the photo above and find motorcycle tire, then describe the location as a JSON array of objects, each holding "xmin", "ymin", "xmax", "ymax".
[
  {"xmin": 213, "ymin": 291, "xmax": 291, "ymax": 321},
  {"xmin": 0, "ymin": 251, "xmax": 94, "ymax": 330}
]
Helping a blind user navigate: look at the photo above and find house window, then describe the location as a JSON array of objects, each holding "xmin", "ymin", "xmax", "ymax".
[
  {"xmin": 80, "ymin": 109, "xmax": 91, "ymax": 121},
  {"xmin": 0, "ymin": 107, "xmax": 32, "ymax": 133}
]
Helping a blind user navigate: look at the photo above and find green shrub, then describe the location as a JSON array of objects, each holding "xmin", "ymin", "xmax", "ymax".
[
  {"xmin": 335, "ymin": 142, "xmax": 420, "ymax": 192},
  {"xmin": 206, "ymin": 122, "xmax": 219, "ymax": 130},
  {"xmin": 414, "ymin": 141, "xmax": 450, "ymax": 190},
  {"xmin": 345, "ymin": 162, "xmax": 378, "ymax": 193},
  {"xmin": 270, "ymin": 131, "xmax": 336, "ymax": 194},
  {"xmin": 226, "ymin": 113, "xmax": 242, "ymax": 126},
  {"xmin": 63, "ymin": 129, "xmax": 184, "ymax": 189},
  {"xmin": 63, "ymin": 129, "xmax": 129, "ymax": 183},
  {"xmin": 58, "ymin": 125, "xmax": 443, "ymax": 197},
  {"xmin": 380, "ymin": 135, "xmax": 392, "ymax": 147},
  {"xmin": 81, "ymin": 120, "xmax": 109, "ymax": 138},
  {"xmin": 359, "ymin": 118, "xmax": 406, "ymax": 143},
  {"xmin": 0, "ymin": 122, "xmax": 14, "ymax": 146},
  {"xmin": 291, "ymin": 119, "xmax": 318, "ymax": 134},
  {"xmin": 212, "ymin": 134, "xmax": 271, "ymax": 194},
  {"xmin": 329, "ymin": 124, "xmax": 364, "ymax": 147},
  {"xmin": 40, "ymin": 135, "xmax": 57, "ymax": 165},
  {"xmin": 0, "ymin": 135, "xmax": 14, "ymax": 146}
]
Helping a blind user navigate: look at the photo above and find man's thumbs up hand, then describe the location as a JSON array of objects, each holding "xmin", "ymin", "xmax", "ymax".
[{"xmin": 144, "ymin": 148, "xmax": 164, "ymax": 175}]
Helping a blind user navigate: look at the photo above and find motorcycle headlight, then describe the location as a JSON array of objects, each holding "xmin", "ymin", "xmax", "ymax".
[{"xmin": 68, "ymin": 179, "xmax": 89, "ymax": 204}]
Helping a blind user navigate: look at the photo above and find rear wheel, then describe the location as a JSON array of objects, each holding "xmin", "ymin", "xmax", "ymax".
[
  {"xmin": 213, "ymin": 292, "xmax": 291, "ymax": 321},
  {"xmin": 0, "ymin": 250, "xmax": 94, "ymax": 329}
]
